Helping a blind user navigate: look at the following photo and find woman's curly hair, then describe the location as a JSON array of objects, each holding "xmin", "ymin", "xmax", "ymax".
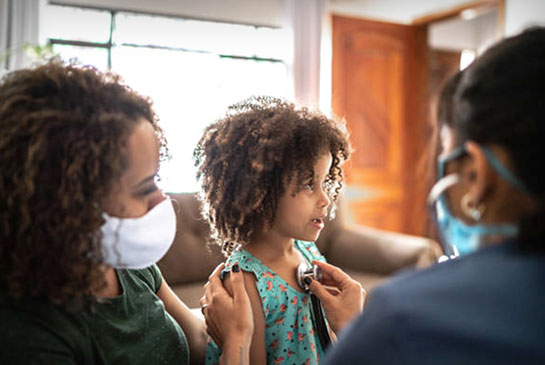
[
  {"xmin": 0, "ymin": 60, "xmax": 168, "ymax": 306},
  {"xmin": 194, "ymin": 96, "xmax": 351, "ymax": 256}
]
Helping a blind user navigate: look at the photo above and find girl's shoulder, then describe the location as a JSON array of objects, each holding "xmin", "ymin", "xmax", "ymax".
[{"xmin": 220, "ymin": 246, "xmax": 268, "ymax": 280}]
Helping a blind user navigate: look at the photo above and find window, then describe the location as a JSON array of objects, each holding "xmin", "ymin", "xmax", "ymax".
[{"xmin": 41, "ymin": 4, "xmax": 291, "ymax": 192}]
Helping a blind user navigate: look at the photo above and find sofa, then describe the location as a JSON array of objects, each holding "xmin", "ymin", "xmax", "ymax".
[{"xmin": 158, "ymin": 192, "xmax": 442, "ymax": 308}]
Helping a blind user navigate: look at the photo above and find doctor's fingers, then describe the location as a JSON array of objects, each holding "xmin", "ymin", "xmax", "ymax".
[
  {"xmin": 312, "ymin": 260, "xmax": 355, "ymax": 288},
  {"xmin": 307, "ymin": 279, "xmax": 334, "ymax": 303}
]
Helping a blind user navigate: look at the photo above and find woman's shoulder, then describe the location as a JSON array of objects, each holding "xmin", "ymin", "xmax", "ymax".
[
  {"xmin": 123, "ymin": 264, "xmax": 163, "ymax": 293},
  {"xmin": 0, "ymin": 293, "xmax": 95, "ymax": 363}
]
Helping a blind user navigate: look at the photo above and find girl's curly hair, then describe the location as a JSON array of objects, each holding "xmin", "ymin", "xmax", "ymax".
[
  {"xmin": 0, "ymin": 60, "xmax": 168, "ymax": 306},
  {"xmin": 194, "ymin": 96, "xmax": 351, "ymax": 256}
]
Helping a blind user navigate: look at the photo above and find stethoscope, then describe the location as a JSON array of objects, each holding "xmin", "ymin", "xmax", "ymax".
[{"xmin": 296, "ymin": 263, "xmax": 331, "ymax": 350}]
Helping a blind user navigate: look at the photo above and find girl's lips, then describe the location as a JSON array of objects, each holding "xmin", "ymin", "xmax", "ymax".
[{"xmin": 311, "ymin": 218, "xmax": 324, "ymax": 229}]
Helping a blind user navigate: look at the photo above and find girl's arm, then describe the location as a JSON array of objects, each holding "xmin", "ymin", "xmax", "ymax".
[
  {"xmin": 157, "ymin": 279, "xmax": 208, "ymax": 365},
  {"xmin": 224, "ymin": 271, "xmax": 266, "ymax": 364}
]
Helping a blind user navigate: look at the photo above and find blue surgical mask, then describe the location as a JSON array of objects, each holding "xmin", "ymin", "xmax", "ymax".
[{"xmin": 428, "ymin": 145, "xmax": 529, "ymax": 257}]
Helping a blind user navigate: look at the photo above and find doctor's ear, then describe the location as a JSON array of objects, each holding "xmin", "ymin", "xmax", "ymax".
[{"xmin": 464, "ymin": 141, "xmax": 496, "ymax": 204}]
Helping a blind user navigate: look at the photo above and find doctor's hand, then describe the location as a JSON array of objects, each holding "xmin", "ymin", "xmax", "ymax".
[
  {"xmin": 307, "ymin": 260, "xmax": 365, "ymax": 334},
  {"xmin": 201, "ymin": 263, "xmax": 253, "ymax": 365}
]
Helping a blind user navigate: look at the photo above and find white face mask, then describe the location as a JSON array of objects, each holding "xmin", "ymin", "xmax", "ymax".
[{"xmin": 100, "ymin": 198, "xmax": 177, "ymax": 269}]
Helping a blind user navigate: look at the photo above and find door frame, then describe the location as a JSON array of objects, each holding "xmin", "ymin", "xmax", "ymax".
[{"xmin": 412, "ymin": 0, "xmax": 505, "ymax": 37}]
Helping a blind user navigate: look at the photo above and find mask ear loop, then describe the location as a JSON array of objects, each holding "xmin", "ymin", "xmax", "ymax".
[
  {"xmin": 427, "ymin": 174, "xmax": 461, "ymax": 206},
  {"xmin": 480, "ymin": 146, "xmax": 531, "ymax": 195},
  {"xmin": 427, "ymin": 173, "xmax": 462, "ymax": 260}
]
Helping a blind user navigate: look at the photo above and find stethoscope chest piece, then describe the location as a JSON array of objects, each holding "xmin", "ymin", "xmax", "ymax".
[
  {"xmin": 296, "ymin": 263, "xmax": 323, "ymax": 291},
  {"xmin": 295, "ymin": 263, "xmax": 331, "ymax": 350}
]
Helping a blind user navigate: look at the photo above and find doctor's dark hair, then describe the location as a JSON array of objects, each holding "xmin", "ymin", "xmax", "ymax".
[
  {"xmin": 194, "ymin": 96, "xmax": 351, "ymax": 256},
  {"xmin": 0, "ymin": 60, "xmax": 167, "ymax": 306},
  {"xmin": 441, "ymin": 27, "xmax": 545, "ymax": 251}
]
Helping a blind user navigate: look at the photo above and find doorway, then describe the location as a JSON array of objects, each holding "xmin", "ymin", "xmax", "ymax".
[
  {"xmin": 421, "ymin": 1, "xmax": 504, "ymax": 110},
  {"xmin": 332, "ymin": 1, "xmax": 504, "ymax": 237}
]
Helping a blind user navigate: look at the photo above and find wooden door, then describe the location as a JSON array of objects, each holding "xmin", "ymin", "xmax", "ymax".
[
  {"xmin": 332, "ymin": 15, "xmax": 429, "ymax": 236},
  {"xmin": 429, "ymin": 49, "xmax": 461, "ymax": 103}
]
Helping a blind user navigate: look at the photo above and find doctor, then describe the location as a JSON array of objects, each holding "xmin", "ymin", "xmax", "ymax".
[{"xmin": 202, "ymin": 27, "xmax": 545, "ymax": 364}]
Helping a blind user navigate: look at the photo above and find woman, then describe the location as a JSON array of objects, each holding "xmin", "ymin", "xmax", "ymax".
[
  {"xmin": 0, "ymin": 61, "xmax": 236, "ymax": 364},
  {"xmin": 203, "ymin": 27, "xmax": 545, "ymax": 364}
]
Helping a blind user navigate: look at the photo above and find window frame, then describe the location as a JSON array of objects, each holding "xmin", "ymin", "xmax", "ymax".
[{"xmin": 46, "ymin": 3, "xmax": 286, "ymax": 70}]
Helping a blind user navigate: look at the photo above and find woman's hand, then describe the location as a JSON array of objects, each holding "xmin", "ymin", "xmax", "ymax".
[
  {"xmin": 201, "ymin": 263, "xmax": 254, "ymax": 364},
  {"xmin": 307, "ymin": 260, "xmax": 365, "ymax": 334}
]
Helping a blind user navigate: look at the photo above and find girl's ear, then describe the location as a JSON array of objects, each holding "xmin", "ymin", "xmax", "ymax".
[{"xmin": 464, "ymin": 141, "xmax": 496, "ymax": 206}]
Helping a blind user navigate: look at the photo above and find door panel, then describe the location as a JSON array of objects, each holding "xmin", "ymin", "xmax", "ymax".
[{"xmin": 333, "ymin": 15, "xmax": 429, "ymax": 235}]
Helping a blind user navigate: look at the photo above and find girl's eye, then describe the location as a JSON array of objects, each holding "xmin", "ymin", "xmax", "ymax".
[{"xmin": 304, "ymin": 181, "xmax": 314, "ymax": 191}]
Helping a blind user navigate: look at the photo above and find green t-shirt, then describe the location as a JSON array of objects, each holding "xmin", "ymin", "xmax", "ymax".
[{"xmin": 0, "ymin": 264, "xmax": 189, "ymax": 364}]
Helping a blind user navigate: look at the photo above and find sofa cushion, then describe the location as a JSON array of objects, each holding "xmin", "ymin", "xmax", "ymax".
[
  {"xmin": 170, "ymin": 282, "xmax": 208, "ymax": 309},
  {"xmin": 327, "ymin": 224, "xmax": 439, "ymax": 275},
  {"xmin": 159, "ymin": 193, "xmax": 224, "ymax": 285}
]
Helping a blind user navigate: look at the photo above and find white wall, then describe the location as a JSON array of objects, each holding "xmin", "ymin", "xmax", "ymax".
[
  {"xmin": 51, "ymin": 0, "xmax": 286, "ymax": 27},
  {"xmin": 475, "ymin": 10, "xmax": 499, "ymax": 50},
  {"xmin": 505, "ymin": 0, "xmax": 545, "ymax": 35},
  {"xmin": 429, "ymin": 11, "xmax": 498, "ymax": 52},
  {"xmin": 429, "ymin": 16, "xmax": 480, "ymax": 51}
]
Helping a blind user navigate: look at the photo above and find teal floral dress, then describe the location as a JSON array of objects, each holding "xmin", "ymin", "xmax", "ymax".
[{"xmin": 205, "ymin": 240, "xmax": 328, "ymax": 365}]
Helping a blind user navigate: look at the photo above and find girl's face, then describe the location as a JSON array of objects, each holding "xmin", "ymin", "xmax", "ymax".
[
  {"xmin": 271, "ymin": 153, "xmax": 333, "ymax": 242},
  {"xmin": 102, "ymin": 119, "xmax": 165, "ymax": 218}
]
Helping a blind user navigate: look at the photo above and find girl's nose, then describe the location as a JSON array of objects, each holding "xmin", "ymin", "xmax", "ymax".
[{"xmin": 318, "ymin": 187, "xmax": 331, "ymax": 208}]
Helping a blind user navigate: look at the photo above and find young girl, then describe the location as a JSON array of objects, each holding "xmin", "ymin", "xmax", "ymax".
[{"xmin": 194, "ymin": 97, "xmax": 351, "ymax": 365}]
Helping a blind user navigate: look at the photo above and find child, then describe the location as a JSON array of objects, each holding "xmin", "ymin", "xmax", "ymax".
[{"xmin": 194, "ymin": 96, "xmax": 351, "ymax": 365}]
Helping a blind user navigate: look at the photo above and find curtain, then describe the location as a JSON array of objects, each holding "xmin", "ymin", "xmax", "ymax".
[
  {"xmin": 285, "ymin": 0, "xmax": 327, "ymax": 108},
  {"xmin": 0, "ymin": 0, "xmax": 41, "ymax": 72},
  {"xmin": 0, "ymin": 0, "xmax": 9, "ymax": 72}
]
